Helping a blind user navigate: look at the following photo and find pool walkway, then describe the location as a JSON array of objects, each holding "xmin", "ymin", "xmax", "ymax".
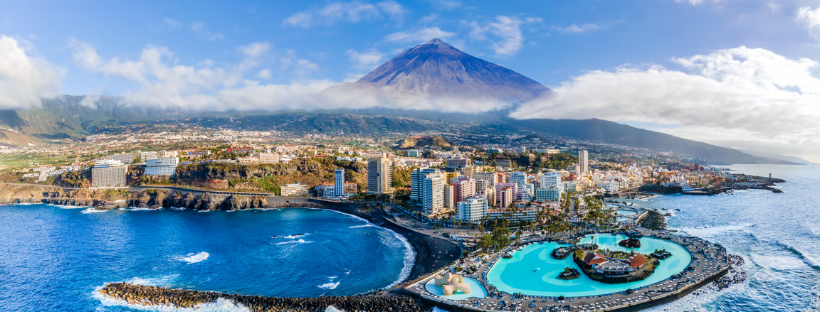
[{"xmin": 402, "ymin": 228, "xmax": 730, "ymax": 312}]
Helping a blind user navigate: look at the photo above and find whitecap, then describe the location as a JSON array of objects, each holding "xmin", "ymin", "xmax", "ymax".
[
  {"xmin": 50, "ymin": 204, "xmax": 88, "ymax": 209},
  {"xmin": 325, "ymin": 306, "xmax": 345, "ymax": 312},
  {"xmin": 676, "ymin": 223, "xmax": 751, "ymax": 238},
  {"xmin": 124, "ymin": 274, "xmax": 180, "ymax": 286},
  {"xmin": 348, "ymin": 224, "xmax": 376, "ymax": 229},
  {"xmin": 81, "ymin": 208, "xmax": 107, "ymax": 214},
  {"xmin": 750, "ymin": 253, "xmax": 809, "ymax": 270},
  {"xmin": 93, "ymin": 288, "xmax": 251, "ymax": 312},
  {"xmin": 318, "ymin": 281, "xmax": 340, "ymax": 289},
  {"xmin": 275, "ymin": 239, "xmax": 311, "ymax": 245},
  {"xmin": 328, "ymin": 276, "xmax": 338, "ymax": 280},
  {"xmin": 384, "ymin": 227, "xmax": 416, "ymax": 288},
  {"xmin": 177, "ymin": 252, "xmax": 210, "ymax": 264}
]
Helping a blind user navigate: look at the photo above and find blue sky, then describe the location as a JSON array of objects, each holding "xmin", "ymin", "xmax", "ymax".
[{"xmin": 2, "ymin": 0, "xmax": 820, "ymax": 160}]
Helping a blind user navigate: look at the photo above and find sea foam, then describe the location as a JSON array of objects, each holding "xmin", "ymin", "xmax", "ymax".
[{"xmin": 177, "ymin": 252, "xmax": 210, "ymax": 264}]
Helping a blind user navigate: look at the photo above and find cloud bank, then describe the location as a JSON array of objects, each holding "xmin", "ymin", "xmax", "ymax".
[
  {"xmin": 510, "ymin": 46, "xmax": 820, "ymax": 151},
  {"xmin": 284, "ymin": 1, "xmax": 407, "ymax": 28},
  {"xmin": 0, "ymin": 36, "xmax": 61, "ymax": 110}
]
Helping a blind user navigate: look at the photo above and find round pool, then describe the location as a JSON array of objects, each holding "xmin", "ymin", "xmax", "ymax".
[
  {"xmin": 486, "ymin": 234, "xmax": 691, "ymax": 297},
  {"xmin": 424, "ymin": 276, "xmax": 488, "ymax": 300}
]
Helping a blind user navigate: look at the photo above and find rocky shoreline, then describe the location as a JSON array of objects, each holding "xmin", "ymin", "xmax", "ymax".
[{"xmin": 98, "ymin": 283, "xmax": 430, "ymax": 312}]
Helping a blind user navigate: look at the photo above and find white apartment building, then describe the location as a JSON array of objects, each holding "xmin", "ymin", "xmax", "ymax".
[
  {"xmin": 410, "ymin": 168, "xmax": 442, "ymax": 201},
  {"xmin": 456, "ymin": 196, "xmax": 488, "ymax": 224},
  {"xmin": 145, "ymin": 157, "xmax": 179, "ymax": 176},
  {"xmin": 423, "ymin": 175, "xmax": 445, "ymax": 214},
  {"xmin": 487, "ymin": 207, "xmax": 538, "ymax": 222},
  {"xmin": 540, "ymin": 172, "xmax": 563, "ymax": 192}
]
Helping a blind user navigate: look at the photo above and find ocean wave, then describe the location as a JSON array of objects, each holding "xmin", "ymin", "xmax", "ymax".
[
  {"xmin": 384, "ymin": 227, "xmax": 416, "ymax": 288},
  {"xmin": 318, "ymin": 281, "xmax": 340, "ymax": 290},
  {"xmin": 81, "ymin": 208, "xmax": 107, "ymax": 214},
  {"xmin": 50, "ymin": 204, "xmax": 89, "ymax": 209},
  {"xmin": 177, "ymin": 252, "xmax": 210, "ymax": 264},
  {"xmin": 124, "ymin": 274, "xmax": 180, "ymax": 286},
  {"xmin": 93, "ymin": 289, "xmax": 251, "ymax": 312},
  {"xmin": 275, "ymin": 239, "xmax": 311, "ymax": 245},
  {"xmin": 348, "ymin": 224, "xmax": 376, "ymax": 228},
  {"xmin": 325, "ymin": 305, "xmax": 345, "ymax": 312},
  {"xmin": 676, "ymin": 223, "xmax": 752, "ymax": 238},
  {"xmin": 283, "ymin": 233, "xmax": 309, "ymax": 239}
]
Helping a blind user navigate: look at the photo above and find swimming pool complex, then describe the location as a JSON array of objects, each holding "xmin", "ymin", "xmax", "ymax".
[
  {"xmin": 486, "ymin": 234, "xmax": 692, "ymax": 297},
  {"xmin": 424, "ymin": 277, "xmax": 488, "ymax": 300}
]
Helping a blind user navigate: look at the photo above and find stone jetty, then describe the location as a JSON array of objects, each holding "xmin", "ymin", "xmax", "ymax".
[{"xmin": 99, "ymin": 283, "xmax": 431, "ymax": 312}]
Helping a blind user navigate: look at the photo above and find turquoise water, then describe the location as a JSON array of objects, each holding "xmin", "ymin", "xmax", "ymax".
[
  {"xmin": 0, "ymin": 205, "xmax": 413, "ymax": 311},
  {"xmin": 424, "ymin": 277, "xmax": 488, "ymax": 300},
  {"xmin": 616, "ymin": 210, "xmax": 638, "ymax": 216},
  {"xmin": 486, "ymin": 234, "xmax": 691, "ymax": 297}
]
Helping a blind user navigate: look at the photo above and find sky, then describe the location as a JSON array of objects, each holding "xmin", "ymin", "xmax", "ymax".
[{"xmin": 2, "ymin": 0, "xmax": 820, "ymax": 161}]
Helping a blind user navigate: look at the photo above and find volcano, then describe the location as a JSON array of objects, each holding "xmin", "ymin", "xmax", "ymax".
[{"xmin": 326, "ymin": 38, "xmax": 551, "ymax": 104}]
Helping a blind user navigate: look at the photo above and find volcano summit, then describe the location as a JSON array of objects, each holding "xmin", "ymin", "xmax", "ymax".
[{"xmin": 326, "ymin": 39, "xmax": 551, "ymax": 104}]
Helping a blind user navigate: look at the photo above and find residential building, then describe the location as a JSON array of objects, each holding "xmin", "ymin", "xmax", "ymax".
[
  {"xmin": 157, "ymin": 150, "xmax": 178, "ymax": 158},
  {"xmin": 456, "ymin": 196, "xmax": 488, "ymax": 224},
  {"xmin": 92, "ymin": 160, "xmax": 127, "ymax": 188},
  {"xmin": 145, "ymin": 157, "xmax": 179, "ymax": 176},
  {"xmin": 496, "ymin": 184, "xmax": 516, "ymax": 208},
  {"xmin": 446, "ymin": 157, "xmax": 471, "ymax": 169},
  {"xmin": 450, "ymin": 177, "xmax": 475, "ymax": 204},
  {"xmin": 334, "ymin": 168, "xmax": 345, "ymax": 197},
  {"xmin": 407, "ymin": 150, "xmax": 420, "ymax": 157},
  {"xmin": 139, "ymin": 151, "xmax": 158, "ymax": 163},
  {"xmin": 423, "ymin": 175, "xmax": 445, "ymax": 214},
  {"xmin": 367, "ymin": 157, "xmax": 392, "ymax": 194},
  {"xmin": 257, "ymin": 152, "xmax": 281, "ymax": 163},
  {"xmin": 474, "ymin": 172, "xmax": 498, "ymax": 187},
  {"xmin": 281, "ymin": 183, "xmax": 309, "ymax": 196},
  {"xmin": 110, "ymin": 153, "xmax": 136, "ymax": 164},
  {"xmin": 444, "ymin": 184, "xmax": 455, "ymax": 209},
  {"xmin": 579, "ymin": 150, "xmax": 589, "ymax": 175},
  {"xmin": 410, "ymin": 168, "xmax": 442, "ymax": 201},
  {"xmin": 487, "ymin": 207, "xmax": 538, "ymax": 222},
  {"xmin": 534, "ymin": 188, "xmax": 561, "ymax": 202},
  {"xmin": 541, "ymin": 172, "xmax": 563, "ymax": 192}
]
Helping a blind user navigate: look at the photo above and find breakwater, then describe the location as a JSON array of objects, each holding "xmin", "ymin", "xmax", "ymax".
[{"xmin": 98, "ymin": 283, "xmax": 430, "ymax": 312}]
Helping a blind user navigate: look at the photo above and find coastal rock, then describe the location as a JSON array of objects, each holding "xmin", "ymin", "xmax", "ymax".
[{"xmin": 619, "ymin": 238, "xmax": 642, "ymax": 248}]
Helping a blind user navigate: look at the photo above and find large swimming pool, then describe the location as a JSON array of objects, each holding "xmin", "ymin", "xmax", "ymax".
[{"xmin": 486, "ymin": 234, "xmax": 692, "ymax": 297}]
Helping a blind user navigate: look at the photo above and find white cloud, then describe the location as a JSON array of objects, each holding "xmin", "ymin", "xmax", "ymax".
[
  {"xmin": 283, "ymin": 1, "xmax": 407, "ymax": 28},
  {"xmin": 675, "ymin": 0, "xmax": 706, "ymax": 5},
  {"xmin": 797, "ymin": 7, "xmax": 820, "ymax": 40},
  {"xmin": 434, "ymin": 0, "xmax": 462, "ymax": 10},
  {"xmin": 467, "ymin": 16, "xmax": 531, "ymax": 57},
  {"xmin": 551, "ymin": 23, "xmax": 601, "ymax": 34},
  {"xmin": 190, "ymin": 21, "xmax": 223, "ymax": 41},
  {"xmin": 69, "ymin": 40, "xmax": 509, "ymax": 113},
  {"xmin": 0, "ymin": 36, "xmax": 61, "ymax": 109},
  {"xmin": 346, "ymin": 49, "xmax": 384, "ymax": 69},
  {"xmin": 384, "ymin": 27, "xmax": 456, "ymax": 43},
  {"xmin": 511, "ymin": 46, "xmax": 820, "ymax": 156}
]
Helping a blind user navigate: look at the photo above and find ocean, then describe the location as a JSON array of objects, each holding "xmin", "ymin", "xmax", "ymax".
[
  {"xmin": 1, "ymin": 164, "xmax": 818, "ymax": 311},
  {"xmin": 636, "ymin": 164, "xmax": 820, "ymax": 312},
  {"xmin": 0, "ymin": 206, "xmax": 414, "ymax": 311}
]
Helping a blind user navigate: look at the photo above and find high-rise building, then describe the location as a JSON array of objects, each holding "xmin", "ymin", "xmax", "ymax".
[
  {"xmin": 540, "ymin": 172, "xmax": 563, "ymax": 192},
  {"xmin": 450, "ymin": 177, "xmax": 475, "ymax": 204},
  {"xmin": 494, "ymin": 183, "xmax": 518, "ymax": 207},
  {"xmin": 410, "ymin": 168, "xmax": 442, "ymax": 201},
  {"xmin": 334, "ymin": 168, "xmax": 345, "ymax": 197},
  {"xmin": 367, "ymin": 157, "xmax": 392, "ymax": 194},
  {"xmin": 509, "ymin": 171, "xmax": 530, "ymax": 200},
  {"xmin": 423, "ymin": 175, "xmax": 444, "ymax": 214},
  {"xmin": 456, "ymin": 196, "xmax": 488, "ymax": 224},
  {"xmin": 145, "ymin": 157, "xmax": 179, "ymax": 176},
  {"xmin": 444, "ymin": 184, "xmax": 455, "ymax": 209},
  {"xmin": 92, "ymin": 160, "xmax": 127, "ymax": 188},
  {"xmin": 579, "ymin": 150, "xmax": 589, "ymax": 175},
  {"xmin": 139, "ymin": 151, "xmax": 158, "ymax": 163}
]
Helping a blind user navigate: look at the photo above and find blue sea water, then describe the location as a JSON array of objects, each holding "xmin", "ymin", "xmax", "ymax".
[
  {"xmin": 0, "ymin": 206, "xmax": 414, "ymax": 311},
  {"xmin": 634, "ymin": 164, "xmax": 820, "ymax": 312}
]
